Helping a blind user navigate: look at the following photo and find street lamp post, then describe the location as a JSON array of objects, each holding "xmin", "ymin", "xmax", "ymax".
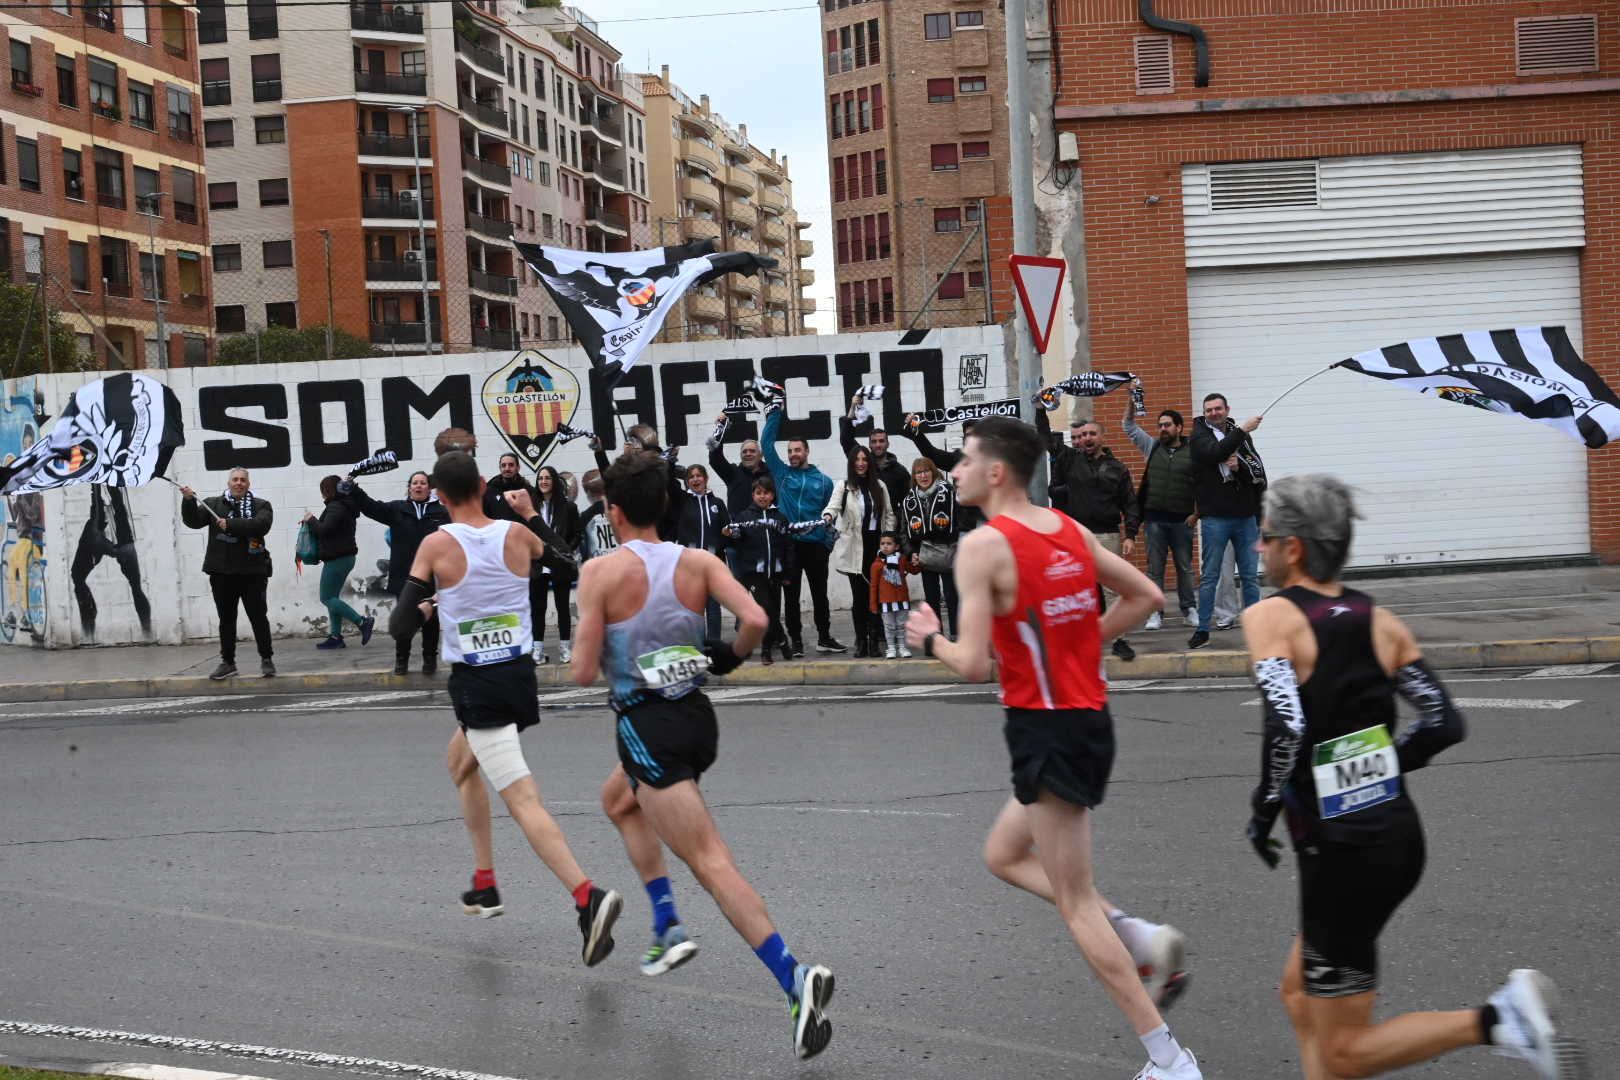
[
  {"xmin": 139, "ymin": 191, "xmax": 167, "ymax": 368},
  {"xmin": 391, "ymin": 105, "xmax": 434, "ymax": 352}
]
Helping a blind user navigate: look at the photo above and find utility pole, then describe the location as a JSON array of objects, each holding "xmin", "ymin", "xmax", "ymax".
[
  {"xmin": 320, "ymin": 229, "xmax": 335, "ymax": 360},
  {"xmin": 1005, "ymin": 0, "xmax": 1046, "ymax": 501},
  {"xmin": 140, "ymin": 191, "xmax": 167, "ymax": 368}
]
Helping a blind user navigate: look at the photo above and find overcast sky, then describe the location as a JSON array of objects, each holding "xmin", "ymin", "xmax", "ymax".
[{"xmin": 587, "ymin": 2, "xmax": 836, "ymax": 332}]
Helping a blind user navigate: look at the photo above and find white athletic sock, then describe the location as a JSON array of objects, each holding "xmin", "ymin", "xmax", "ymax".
[
  {"xmin": 1140, "ymin": 1024, "xmax": 1183, "ymax": 1069},
  {"xmin": 1109, "ymin": 911, "xmax": 1159, "ymax": 964}
]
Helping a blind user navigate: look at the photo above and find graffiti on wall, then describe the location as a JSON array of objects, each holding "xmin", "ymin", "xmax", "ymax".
[{"xmin": 0, "ymin": 379, "xmax": 47, "ymax": 643}]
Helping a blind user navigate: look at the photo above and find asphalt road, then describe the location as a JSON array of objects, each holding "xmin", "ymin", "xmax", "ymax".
[{"xmin": 0, "ymin": 669, "xmax": 1615, "ymax": 1080}]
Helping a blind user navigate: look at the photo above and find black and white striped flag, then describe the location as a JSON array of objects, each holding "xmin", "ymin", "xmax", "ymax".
[
  {"xmin": 1334, "ymin": 326, "xmax": 1620, "ymax": 449},
  {"xmin": 0, "ymin": 373, "xmax": 184, "ymax": 494}
]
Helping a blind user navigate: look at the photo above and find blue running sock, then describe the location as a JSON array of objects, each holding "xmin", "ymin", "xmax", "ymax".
[
  {"xmin": 645, "ymin": 876, "xmax": 679, "ymax": 935},
  {"xmin": 754, "ymin": 933, "xmax": 799, "ymax": 995}
]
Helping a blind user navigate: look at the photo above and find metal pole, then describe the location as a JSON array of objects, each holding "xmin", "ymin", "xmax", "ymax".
[
  {"xmin": 38, "ymin": 277, "xmax": 54, "ymax": 375},
  {"xmin": 396, "ymin": 106, "xmax": 433, "ymax": 353},
  {"xmin": 916, "ymin": 198, "xmax": 928, "ymax": 329},
  {"xmin": 320, "ymin": 229, "xmax": 335, "ymax": 360},
  {"xmin": 978, "ymin": 197, "xmax": 993, "ymax": 325},
  {"xmin": 143, "ymin": 192, "xmax": 167, "ymax": 368},
  {"xmin": 1004, "ymin": 0, "xmax": 1045, "ymax": 501}
]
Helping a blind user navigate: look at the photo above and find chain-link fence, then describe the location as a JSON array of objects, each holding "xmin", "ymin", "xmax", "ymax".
[{"xmin": 831, "ymin": 196, "xmax": 996, "ymax": 334}]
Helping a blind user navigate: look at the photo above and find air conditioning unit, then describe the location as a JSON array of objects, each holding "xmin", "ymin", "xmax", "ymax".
[{"xmin": 403, "ymin": 250, "xmax": 421, "ymax": 263}]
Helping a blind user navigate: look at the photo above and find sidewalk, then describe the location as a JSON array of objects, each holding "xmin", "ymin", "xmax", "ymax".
[{"xmin": 3, "ymin": 565, "xmax": 1617, "ymax": 703}]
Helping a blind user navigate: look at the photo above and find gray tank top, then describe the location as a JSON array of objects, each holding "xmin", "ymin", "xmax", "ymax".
[{"xmin": 602, "ymin": 539, "xmax": 708, "ymax": 705}]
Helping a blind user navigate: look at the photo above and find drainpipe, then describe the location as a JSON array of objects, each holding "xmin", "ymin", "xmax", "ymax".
[{"xmin": 1138, "ymin": 0, "xmax": 1209, "ymax": 87}]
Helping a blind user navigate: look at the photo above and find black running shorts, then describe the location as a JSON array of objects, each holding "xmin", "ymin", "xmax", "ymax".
[
  {"xmin": 1003, "ymin": 706, "xmax": 1115, "ymax": 809},
  {"xmin": 615, "ymin": 692, "xmax": 719, "ymax": 790},
  {"xmin": 448, "ymin": 657, "xmax": 539, "ymax": 733},
  {"xmin": 1298, "ymin": 827, "xmax": 1426, "ymax": 997}
]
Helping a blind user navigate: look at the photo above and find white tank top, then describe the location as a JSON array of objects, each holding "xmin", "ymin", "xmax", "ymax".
[
  {"xmin": 602, "ymin": 539, "xmax": 708, "ymax": 705},
  {"xmin": 436, "ymin": 520, "xmax": 532, "ymax": 666}
]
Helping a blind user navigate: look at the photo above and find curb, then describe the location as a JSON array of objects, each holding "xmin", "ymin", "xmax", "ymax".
[{"xmin": 6, "ymin": 635, "xmax": 1619, "ymax": 705}]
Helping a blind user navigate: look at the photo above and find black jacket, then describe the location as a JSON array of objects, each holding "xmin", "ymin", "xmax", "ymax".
[
  {"xmin": 533, "ymin": 495, "xmax": 582, "ymax": 575},
  {"xmin": 348, "ymin": 483, "xmax": 448, "ymax": 595},
  {"xmin": 596, "ymin": 444, "xmax": 683, "ymax": 540},
  {"xmin": 676, "ymin": 489, "xmax": 731, "ymax": 553},
  {"xmin": 1189, "ymin": 417, "xmax": 1264, "ymax": 520},
  {"xmin": 1036, "ymin": 411, "xmax": 1139, "ymax": 537},
  {"xmin": 182, "ymin": 493, "xmax": 273, "ymax": 577},
  {"xmin": 709, "ymin": 445, "xmax": 771, "ymax": 516},
  {"xmin": 899, "ymin": 481, "xmax": 961, "ymax": 553},
  {"xmin": 839, "ymin": 417, "xmax": 911, "ymax": 512},
  {"xmin": 728, "ymin": 505, "xmax": 795, "ymax": 578},
  {"xmin": 483, "ymin": 473, "xmax": 538, "ymax": 523},
  {"xmin": 899, "ymin": 426, "xmax": 984, "ymax": 532},
  {"xmin": 309, "ymin": 495, "xmax": 359, "ymax": 561}
]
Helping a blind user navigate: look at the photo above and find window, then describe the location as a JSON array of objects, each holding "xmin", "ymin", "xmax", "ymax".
[
  {"xmin": 69, "ymin": 241, "xmax": 89, "ymax": 290},
  {"xmin": 172, "ymin": 167, "xmax": 197, "ymax": 222},
  {"xmin": 881, "ymin": 277, "xmax": 894, "ymax": 321},
  {"xmin": 215, "ymin": 305, "xmax": 246, "ymax": 333},
  {"xmin": 10, "ymin": 40, "xmax": 34, "ymax": 89},
  {"xmin": 934, "ymin": 207, "xmax": 961, "ymax": 232},
  {"xmin": 505, "ymin": 44, "xmax": 514, "ymax": 85},
  {"xmin": 857, "ymin": 87, "xmax": 870, "ymax": 131},
  {"xmin": 140, "ymin": 251, "xmax": 165, "ymax": 298},
  {"xmin": 877, "ymin": 213, "xmax": 891, "ymax": 258},
  {"xmin": 930, "ymin": 143, "xmax": 958, "ymax": 171},
  {"xmin": 875, "ymin": 149, "xmax": 887, "ymax": 194},
  {"xmin": 133, "ymin": 165, "xmax": 160, "ymax": 211},
  {"xmin": 213, "ymin": 243, "xmax": 242, "ymax": 271},
  {"xmin": 23, "ymin": 234, "xmax": 43, "ymax": 283},
  {"xmin": 63, "ymin": 149, "xmax": 83, "ymax": 199},
  {"xmin": 168, "ymin": 89, "xmax": 194, "ymax": 140},
  {"xmin": 250, "ymin": 53, "xmax": 280, "ymax": 100},
  {"xmin": 955, "ymin": 10, "xmax": 984, "ymax": 26},
  {"xmin": 88, "ymin": 57, "xmax": 118, "ymax": 115},
  {"xmin": 832, "ymin": 158, "xmax": 845, "ymax": 202},
  {"xmin": 542, "ymin": 213, "xmax": 554, "ymax": 239},
  {"xmin": 825, "ymin": 28, "xmax": 837, "ymax": 73},
  {"xmin": 927, "ymin": 77, "xmax": 954, "ymax": 103},
  {"xmin": 964, "ymin": 201, "xmax": 981, "ymax": 222},
  {"xmin": 959, "ymin": 75, "xmax": 987, "ymax": 93},
  {"xmin": 201, "ymin": 58, "xmax": 230, "ymax": 105},
  {"xmin": 56, "ymin": 55, "xmax": 76, "ymax": 107},
  {"xmin": 258, "ymin": 177, "xmax": 289, "ymax": 207},
  {"xmin": 924, "ymin": 13, "xmax": 951, "ymax": 38},
  {"xmin": 961, "ymin": 140, "xmax": 990, "ymax": 158},
  {"xmin": 246, "ymin": 0, "xmax": 277, "ymax": 39},
  {"xmin": 968, "ymin": 269, "xmax": 986, "ymax": 288},
  {"xmin": 829, "ymin": 94, "xmax": 841, "ymax": 139},
  {"xmin": 254, "ymin": 115, "xmax": 284, "ymax": 143},
  {"xmin": 266, "ymin": 301, "xmax": 297, "ymax": 327},
  {"xmin": 547, "ymin": 316, "xmax": 559, "ymax": 340},
  {"xmin": 872, "ymin": 85, "xmax": 884, "ymax": 127},
  {"xmin": 868, "ymin": 17, "xmax": 881, "ymax": 63},
  {"xmin": 402, "ymin": 49, "xmax": 425, "ymax": 76},
  {"xmin": 835, "ymin": 218, "xmax": 849, "ymax": 263},
  {"xmin": 517, "ymin": 54, "xmax": 526, "ymax": 93},
  {"xmin": 16, "ymin": 139, "xmax": 40, "ymax": 192},
  {"xmin": 262, "ymin": 239, "xmax": 292, "ymax": 267},
  {"xmin": 208, "ymin": 181, "xmax": 237, "ymax": 210},
  {"xmin": 538, "ymin": 161, "xmax": 549, "ymax": 186},
  {"xmin": 204, "ymin": 118, "xmax": 233, "ymax": 146},
  {"xmin": 128, "ymin": 80, "xmax": 154, "ymax": 129},
  {"xmin": 534, "ymin": 59, "xmax": 544, "ymax": 98},
  {"xmin": 101, "ymin": 236, "xmax": 131, "ymax": 290},
  {"xmin": 123, "ymin": 3, "xmax": 148, "ymax": 43},
  {"xmin": 198, "ymin": 0, "xmax": 226, "ymax": 42},
  {"xmin": 938, "ymin": 271, "xmax": 965, "ymax": 299}
]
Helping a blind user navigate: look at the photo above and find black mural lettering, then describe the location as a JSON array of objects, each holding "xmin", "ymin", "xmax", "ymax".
[
  {"xmin": 588, "ymin": 365, "xmax": 657, "ymax": 449},
  {"xmin": 713, "ymin": 358, "xmax": 760, "ymax": 443},
  {"xmin": 881, "ymin": 349, "xmax": 946, "ymax": 431},
  {"xmin": 297, "ymin": 380, "xmax": 369, "ymax": 466},
  {"xmin": 763, "ymin": 354, "xmax": 832, "ymax": 443},
  {"xmin": 834, "ymin": 353, "xmax": 874, "ymax": 408},
  {"xmin": 200, "ymin": 384, "xmax": 291, "ymax": 471},
  {"xmin": 381, "ymin": 375, "xmax": 473, "ymax": 461},
  {"xmin": 658, "ymin": 362, "xmax": 710, "ymax": 450}
]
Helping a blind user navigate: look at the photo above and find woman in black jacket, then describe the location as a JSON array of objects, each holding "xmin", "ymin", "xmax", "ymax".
[
  {"xmin": 301, "ymin": 475, "xmax": 373, "ymax": 650},
  {"xmin": 349, "ymin": 470, "xmax": 448, "ymax": 674},
  {"xmin": 900, "ymin": 457, "xmax": 961, "ymax": 637},
  {"xmin": 532, "ymin": 464, "xmax": 580, "ymax": 664},
  {"xmin": 677, "ymin": 463, "xmax": 731, "ymax": 638}
]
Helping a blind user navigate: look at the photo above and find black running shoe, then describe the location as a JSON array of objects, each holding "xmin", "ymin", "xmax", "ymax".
[
  {"xmin": 788, "ymin": 638, "xmax": 804, "ymax": 659},
  {"xmin": 421, "ymin": 654, "xmax": 438, "ymax": 676},
  {"xmin": 1112, "ymin": 638, "xmax": 1136, "ymax": 662},
  {"xmin": 816, "ymin": 635, "xmax": 847, "ymax": 653},
  {"xmin": 1187, "ymin": 630, "xmax": 1210, "ymax": 650},
  {"xmin": 578, "ymin": 886, "xmax": 623, "ymax": 966},
  {"xmin": 461, "ymin": 883, "xmax": 504, "ymax": 918}
]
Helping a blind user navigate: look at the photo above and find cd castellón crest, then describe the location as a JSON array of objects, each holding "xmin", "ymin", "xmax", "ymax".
[{"xmin": 481, "ymin": 349, "xmax": 583, "ymax": 471}]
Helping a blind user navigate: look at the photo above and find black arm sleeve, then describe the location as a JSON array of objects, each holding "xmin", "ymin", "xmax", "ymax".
[
  {"xmin": 1392, "ymin": 659, "xmax": 1466, "ymax": 771},
  {"xmin": 838, "ymin": 415, "xmax": 857, "ymax": 457},
  {"xmin": 389, "ymin": 575, "xmax": 434, "ymax": 639},
  {"xmin": 594, "ymin": 446, "xmax": 612, "ymax": 475},
  {"xmin": 521, "ymin": 513, "xmax": 578, "ymax": 579},
  {"xmin": 1250, "ymin": 657, "xmax": 1306, "ymax": 827}
]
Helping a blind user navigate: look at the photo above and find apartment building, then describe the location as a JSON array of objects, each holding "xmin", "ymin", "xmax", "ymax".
[
  {"xmin": 640, "ymin": 67, "xmax": 815, "ymax": 342},
  {"xmin": 198, "ymin": 0, "xmax": 649, "ymax": 353},
  {"xmin": 1, "ymin": 0, "xmax": 211, "ymax": 368},
  {"xmin": 821, "ymin": 0, "xmax": 1007, "ymax": 332}
]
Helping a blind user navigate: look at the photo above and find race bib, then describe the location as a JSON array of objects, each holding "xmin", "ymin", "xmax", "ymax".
[
  {"xmin": 458, "ymin": 613, "xmax": 524, "ymax": 665},
  {"xmin": 1312, "ymin": 724, "xmax": 1402, "ymax": 819},
  {"xmin": 636, "ymin": 644, "xmax": 710, "ymax": 691}
]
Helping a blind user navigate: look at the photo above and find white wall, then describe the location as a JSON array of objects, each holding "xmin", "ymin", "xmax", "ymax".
[{"xmin": 2, "ymin": 326, "xmax": 1006, "ymax": 649}]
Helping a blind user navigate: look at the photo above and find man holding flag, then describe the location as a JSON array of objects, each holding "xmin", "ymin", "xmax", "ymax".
[{"xmin": 1187, "ymin": 394, "xmax": 1265, "ymax": 650}]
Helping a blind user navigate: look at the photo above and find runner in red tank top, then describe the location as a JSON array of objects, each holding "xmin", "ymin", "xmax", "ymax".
[{"xmin": 906, "ymin": 416, "xmax": 1202, "ymax": 1080}]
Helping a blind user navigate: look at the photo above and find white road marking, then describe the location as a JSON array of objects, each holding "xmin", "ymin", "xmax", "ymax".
[
  {"xmin": 95, "ymin": 1063, "xmax": 272, "ymax": 1080},
  {"xmin": 1520, "ymin": 663, "xmax": 1614, "ymax": 679},
  {"xmin": 866, "ymin": 683, "xmax": 976, "ymax": 696},
  {"xmin": 535, "ymin": 688, "xmax": 604, "ymax": 703},
  {"xmin": 1107, "ymin": 679, "xmax": 1160, "ymax": 690},
  {"xmin": 704, "ymin": 687, "xmax": 781, "ymax": 701},
  {"xmin": 1240, "ymin": 696, "xmax": 1579, "ymax": 709},
  {"xmin": 0, "ymin": 1021, "xmax": 526, "ymax": 1080},
  {"xmin": 731, "ymin": 803, "xmax": 958, "ymax": 818},
  {"xmin": 0, "ymin": 696, "xmax": 222, "ymax": 714},
  {"xmin": 265, "ymin": 691, "xmax": 428, "ymax": 711}
]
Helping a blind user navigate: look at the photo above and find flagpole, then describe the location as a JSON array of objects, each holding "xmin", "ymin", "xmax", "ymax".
[{"xmin": 1259, "ymin": 366, "xmax": 1337, "ymax": 417}]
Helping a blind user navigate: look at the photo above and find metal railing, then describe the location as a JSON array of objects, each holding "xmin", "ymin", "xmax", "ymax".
[
  {"xmin": 468, "ymin": 269, "xmax": 517, "ymax": 296},
  {"xmin": 351, "ymin": 6, "xmax": 423, "ymax": 34},
  {"xmin": 97, "ymin": 191, "xmax": 126, "ymax": 210},
  {"xmin": 360, "ymin": 194, "xmax": 434, "ymax": 219},
  {"xmin": 472, "ymin": 327, "xmax": 518, "ymax": 350},
  {"xmin": 464, "ymin": 211, "xmax": 514, "ymax": 241},
  {"xmin": 251, "ymin": 77, "xmax": 281, "ymax": 102},
  {"xmin": 461, "ymin": 152, "xmax": 511, "ymax": 186},
  {"xmin": 454, "ymin": 35, "xmax": 505, "ymax": 76},
  {"xmin": 201, "ymin": 82, "xmax": 230, "ymax": 106},
  {"xmin": 589, "ymin": 109, "xmax": 622, "ymax": 139},
  {"xmin": 370, "ymin": 321, "xmax": 441, "ymax": 345},
  {"xmin": 586, "ymin": 158, "xmax": 624, "ymax": 186},
  {"xmin": 168, "ymin": 121, "xmax": 194, "ymax": 143},
  {"xmin": 366, "ymin": 259, "xmax": 438, "ymax": 281},
  {"xmin": 354, "ymin": 70, "xmax": 426, "ymax": 96},
  {"xmin": 357, "ymin": 131, "xmax": 430, "ymax": 157},
  {"xmin": 174, "ymin": 203, "xmax": 199, "ymax": 224},
  {"xmin": 586, "ymin": 207, "xmax": 627, "ymax": 232},
  {"xmin": 457, "ymin": 95, "xmax": 508, "ymax": 131}
]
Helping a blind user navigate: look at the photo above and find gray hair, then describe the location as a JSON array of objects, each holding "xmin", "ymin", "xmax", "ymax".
[{"xmin": 1264, "ymin": 475, "xmax": 1361, "ymax": 582}]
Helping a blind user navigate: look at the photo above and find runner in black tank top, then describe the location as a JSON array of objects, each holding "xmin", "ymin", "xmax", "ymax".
[{"xmin": 1243, "ymin": 475, "xmax": 1585, "ymax": 1080}]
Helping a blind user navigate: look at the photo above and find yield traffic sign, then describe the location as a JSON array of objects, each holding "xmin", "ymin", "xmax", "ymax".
[{"xmin": 1007, "ymin": 254, "xmax": 1066, "ymax": 355}]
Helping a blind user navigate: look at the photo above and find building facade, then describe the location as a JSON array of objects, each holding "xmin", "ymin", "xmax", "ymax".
[
  {"xmin": 1036, "ymin": 1, "xmax": 1620, "ymax": 564},
  {"xmin": 198, "ymin": 0, "xmax": 650, "ymax": 354},
  {"xmin": 2, "ymin": 0, "xmax": 211, "ymax": 368},
  {"xmin": 821, "ymin": 0, "xmax": 1008, "ymax": 333},
  {"xmin": 639, "ymin": 67, "xmax": 816, "ymax": 342}
]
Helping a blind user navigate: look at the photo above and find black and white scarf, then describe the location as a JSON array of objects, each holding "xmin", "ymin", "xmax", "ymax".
[
  {"xmin": 1212, "ymin": 421, "xmax": 1267, "ymax": 490},
  {"xmin": 222, "ymin": 490, "xmax": 255, "ymax": 518}
]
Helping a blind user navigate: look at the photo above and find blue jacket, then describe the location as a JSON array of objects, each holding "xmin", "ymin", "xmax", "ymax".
[{"xmin": 761, "ymin": 408, "xmax": 835, "ymax": 548}]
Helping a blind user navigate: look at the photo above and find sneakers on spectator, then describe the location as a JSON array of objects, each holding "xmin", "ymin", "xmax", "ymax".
[
  {"xmin": 1145, "ymin": 612, "xmax": 1163, "ymax": 631},
  {"xmin": 210, "ymin": 661, "xmax": 238, "ymax": 680}
]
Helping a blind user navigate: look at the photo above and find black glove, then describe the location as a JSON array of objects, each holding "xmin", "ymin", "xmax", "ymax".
[
  {"xmin": 703, "ymin": 639, "xmax": 743, "ymax": 677},
  {"xmin": 1246, "ymin": 817, "xmax": 1283, "ymax": 869}
]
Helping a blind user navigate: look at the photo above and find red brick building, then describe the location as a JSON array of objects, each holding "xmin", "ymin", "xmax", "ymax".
[{"xmin": 1042, "ymin": 2, "xmax": 1620, "ymax": 566}]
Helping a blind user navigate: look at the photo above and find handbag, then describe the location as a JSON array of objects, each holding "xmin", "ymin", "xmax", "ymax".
[
  {"xmin": 296, "ymin": 521, "xmax": 322, "ymax": 565},
  {"xmin": 918, "ymin": 539, "xmax": 956, "ymax": 574}
]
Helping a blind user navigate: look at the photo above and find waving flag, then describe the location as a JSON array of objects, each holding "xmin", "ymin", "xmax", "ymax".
[
  {"xmin": 1035, "ymin": 371, "xmax": 1135, "ymax": 412},
  {"xmin": 349, "ymin": 448, "xmax": 399, "ymax": 477},
  {"xmin": 1334, "ymin": 327, "xmax": 1620, "ymax": 449},
  {"xmin": 0, "ymin": 373, "xmax": 183, "ymax": 494},
  {"xmin": 517, "ymin": 240, "xmax": 776, "ymax": 385}
]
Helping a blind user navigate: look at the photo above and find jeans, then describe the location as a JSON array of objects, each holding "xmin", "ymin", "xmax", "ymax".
[
  {"xmin": 784, "ymin": 540, "xmax": 832, "ymax": 642},
  {"xmin": 319, "ymin": 555, "xmax": 365, "ymax": 637},
  {"xmin": 210, "ymin": 574, "xmax": 273, "ymax": 664},
  {"xmin": 1144, "ymin": 520, "xmax": 1195, "ymax": 614},
  {"xmin": 920, "ymin": 569, "xmax": 959, "ymax": 637},
  {"xmin": 1197, "ymin": 516, "xmax": 1260, "ymax": 631}
]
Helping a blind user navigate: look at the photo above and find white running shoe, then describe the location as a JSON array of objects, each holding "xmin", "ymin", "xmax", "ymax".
[
  {"xmin": 1489, "ymin": 969, "xmax": 1588, "ymax": 1079},
  {"xmin": 1214, "ymin": 616, "xmax": 1236, "ymax": 631},
  {"xmin": 898, "ymin": 644, "xmax": 912, "ymax": 658},
  {"xmin": 1145, "ymin": 612, "xmax": 1163, "ymax": 631},
  {"xmin": 1133, "ymin": 1049, "xmax": 1201, "ymax": 1079},
  {"xmin": 1182, "ymin": 608, "xmax": 1197, "ymax": 626},
  {"xmin": 1138, "ymin": 924, "xmax": 1191, "ymax": 1010},
  {"xmin": 885, "ymin": 645, "xmax": 897, "ymax": 659},
  {"xmin": 532, "ymin": 641, "xmax": 546, "ymax": 664},
  {"xmin": 559, "ymin": 641, "xmax": 572, "ymax": 664}
]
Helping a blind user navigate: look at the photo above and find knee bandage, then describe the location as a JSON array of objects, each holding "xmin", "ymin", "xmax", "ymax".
[{"xmin": 463, "ymin": 724, "xmax": 532, "ymax": 792}]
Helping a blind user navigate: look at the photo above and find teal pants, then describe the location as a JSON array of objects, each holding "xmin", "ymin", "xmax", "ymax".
[{"xmin": 320, "ymin": 555, "xmax": 364, "ymax": 636}]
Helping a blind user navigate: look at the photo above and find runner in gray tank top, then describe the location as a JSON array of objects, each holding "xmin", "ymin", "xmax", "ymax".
[
  {"xmin": 390, "ymin": 451, "xmax": 623, "ymax": 967},
  {"xmin": 573, "ymin": 453, "xmax": 837, "ymax": 1060}
]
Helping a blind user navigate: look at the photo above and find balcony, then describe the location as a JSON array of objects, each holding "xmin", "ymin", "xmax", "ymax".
[
  {"xmin": 684, "ymin": 216, "xmax": 721, "ymax": 242},
  {"xmin": 454, "ymin": 35, "xmax": 505, "ymax": 78},
  {"xmin": 678, "ymin": 111, "xmax": 715, "ymax": 137},
  {"xmin": 723, "ymin": 163, "xmax": 755, "ymax": 196},
  {"xmin": 687, "ymin": 290, "xmax": 725, "ymax": 322},
  {"xmin": 458, "ymin": 95, "xmax": 508, "ymax": 132},
  {"xmin": 465, "ymin": 211, "xmax": 514, "ymax": 242},
  {"xmin": 953, "ymin": 28, "xmax": 990, "ymax": 67},
  {"xmin": 462, "ymin": 152, "xmax": 512, "ymax": 187},
  {"xmin": 758, "ymin": 185, "xmax": 787, "ymax": 214},
  {"xmin": 723, "ymin": 199, "xmax": 754, "ymax": 226},
  {"xmin": 472, "ymin": 327, "xmax": 519, "ymax": 350},
  {"xmin": 682, "ymin": 174, "xmax": 721, "ymax": 209},
  {"xmin": 763, "ymin": 277, "xmax": 789, "ymax": 304},
  {"xmin": 730, "ymin": 274, "xmax": 759, "ymax": 297},
  {"xmin": 727, "ymin": 234, "xmax": 759, "ymax": 255},
  {"xmin": 370, "ymin": 320, "xmax": 442, "ymax": 345},
  {"xmin": 366, "ymin": 258, "xmax": 437, "ymax": 282},
  {"xmin": 681, "ymin": 138, "xmax": 720, "ymax": 175},
  {"xmin": 585, "ymin": 158, "xmax": 625, "ymax": 190},
  {"xmin": 800, "ymin": 297, "xmax": 817, "ymax": 314},
  {"xmin": 358, "ymin": 131, "xmax": 430, "ymax": 158},
  {"xmin": 468, "ymin": 268, "xmax": 517, "ymax": 296},
  {"xmin": 797, "ymin": 267, "xmax": 815, "ymax": 287},
  {"xmin": 798, "ymin": 238, "xmax": 814, "ymax": 257},
  {"xmin": 588, "ymin": 109, "xmax": 623, "ymax": 144},
  {"xmin": 361, "ymin": 194, "xmax": 434, "ymax": 219},
  {"xmin": 586, "ymin": 206, "xmax": 628, "ymax": 236},
  {"xmin": 354, "ymin": 70, "xmax": 426, "ymax": 96},
  {"xmin": 351, "ymin": 5, "xmax": 424, "ymax": 35},
  {"xmin": 762, "ymin": 218, "xmax": 788, "ymax": 246},
  {"xmin": 957, "ymin": 94, "xmax": 993, "ymax": 133}
]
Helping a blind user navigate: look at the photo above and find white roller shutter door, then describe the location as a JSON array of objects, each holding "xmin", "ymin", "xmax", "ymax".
[{"xmin": 1186, "ymin": 251, "xmax": 1589, "ymax": 567}]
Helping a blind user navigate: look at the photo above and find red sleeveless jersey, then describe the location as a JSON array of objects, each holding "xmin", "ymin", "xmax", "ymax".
[{"xmin": 988, "ymin": 512, "xmax": 1107, "ymax": 710}]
